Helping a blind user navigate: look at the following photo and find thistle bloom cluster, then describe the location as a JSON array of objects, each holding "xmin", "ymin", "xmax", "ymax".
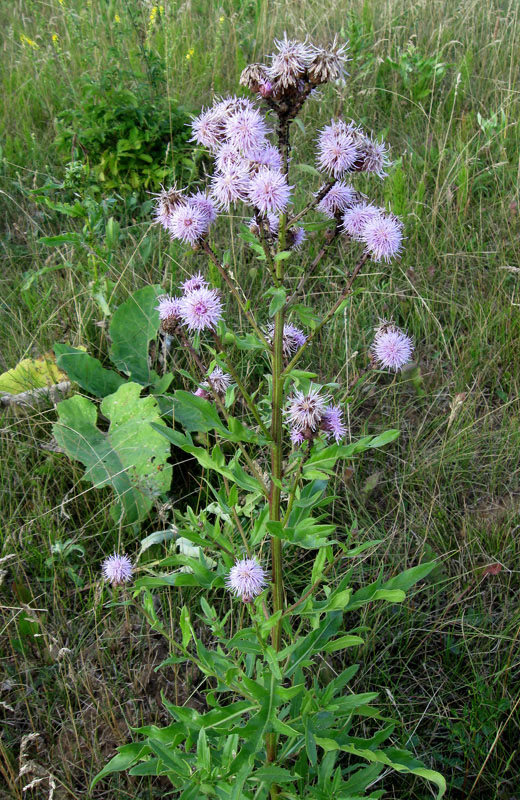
[
  {"xmin": 155, "ymin": 272, "xmax": 222, "ymax": 334},
  {"xmin": 101, "ymin": 553, "xmax": 133, "ymax": 586},
  {"xmin": 153, "ymin": 186, "xmax": 217, "ymax": 245},
  {"xmin": 285, "ymin": 387, "xmax": 347, "ymax": 445},
  {"xmin": 226, "ymin": 557, "xmax": 266, "ymax": 602},
  {"xmin": 342, "ymin": 203, "xmax": 404, "ymax": 263},
  {"xmin": 194, "ymin": 366, "xmax": 232, "ymax": 399},
  {"xmin": 371, "ymin": 323, "xmax": 414, "ymax": 371}
]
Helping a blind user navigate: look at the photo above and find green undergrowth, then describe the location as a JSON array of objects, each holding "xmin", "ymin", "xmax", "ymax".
[{"xmin": 1, "ymin": 0, "xmax": 519, "ymax": 797}]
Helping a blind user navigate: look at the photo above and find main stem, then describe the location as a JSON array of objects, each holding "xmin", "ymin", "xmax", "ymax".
[{"xmin": 266, "ymin": 117, "xmax": 290, "ymax": 773}]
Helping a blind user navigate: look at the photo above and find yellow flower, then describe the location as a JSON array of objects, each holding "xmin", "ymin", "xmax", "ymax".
[
  {"xmin": 58, "ymin": 0, "xmax": 64, "ymax": 5},
  {"xmin": 52, "ymin": 33, "xmax": 59, "ymax": 48},
  {"xmin": 159, "ymin": 5, "xmax": 164, "ymax": 12},
  {"xmin": 185, "ymin": 47, "xmax": 195, "ymax": 60},
  {"xmin": 219, "ymin": 15, "xmax": 225, "ymax": 23},
  {"xmin": 149, "ymin": 6, "xmax": 157, "ymax": 23},
  {"xmin": 114, "ymin": 13, "xmax": 121, "ymax": 22},
  {"xmin": 20, "ymin": 34, "xmax": 39, "ymax": 49}
]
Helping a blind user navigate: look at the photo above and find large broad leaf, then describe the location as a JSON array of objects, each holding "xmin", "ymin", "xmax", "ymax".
[
  {"xmin": 54, "ymin": 343, "xmax": 125, "ymax": 398},
  {"xmin": 53, "ymin": 382, "xmax": 172, "ymax": 524},
  {"xmin": 109, "ymin": 285, "xmax": 163, "ymax": 385},
  {"xmin": 0, "ymin": 353, "xmax": 68, "ymax": 394}
]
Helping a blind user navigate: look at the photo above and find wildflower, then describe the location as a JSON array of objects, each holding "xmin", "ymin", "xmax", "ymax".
[
  {"xmin": 247, "ymin": 144, "xmax": 283, "ymax": 172},
  {"xmin": 354, "ymin": 135, "xmax": 390, "ymax": 178},
  {"xmin": 215, "ymin": 143, "xmax": 246, "ymax": 173},
  {"xmin": 186, "ymin": 47, "xmax": 195, "ymax": 60},
  {"xmin": 289, "ymin": 226, "xmax": 306, "ymax": 251},
  {"xmin": 153, "ymin": 184, "xmax": 186, "ymax": 230},
  {"xmin": 371, "ymin": 324, "xmax": 414, "ymax": 371},
  {"xmin": 266, "ymin": 323, "xmax": 307, "ymax": 357},
  {"xmin": 181, "ymin": 272, "xmax": 208, "ymax": 294},
  {"xmin": 290, "ymin": 428, "xmax": 305, "ymax": 446},
  {"xmin": 169, "ymin": 202, "xmax": 208, "ymax": 245},
  {"xmin": 268, "ymin": 34, "xmax": 313, "ymax": 89},
  {"xmin": 321, "ymin": 404, "xmax": 347, "ymax": 443},
  {"xmin": 286, "ymin": 387, "xmax": 329, "ymax": 431},
  {"xmin": 155, "ymin": 294, "xmax": 182, "ymax": 334},
  {"xmin": 210, "ymin": 165, "xmax": 252, "ymax": 210},
  {"xmin": 226, "ymin": 557, "xmax": 266, "ymax": 602},
  {"xmin": 203, "ymin": 366, "xmax": 231, "ymax": 395},
  {"xmin": 102, "ymin": 553, "xmax": 133, "ymax": 586},
  {"xmin": 240, "ymin": 63, "xmax": 270, "ymax": 93},
  {"xmin": 342, "ymin": 202, "xmax": 381, "ymax": 239},
  {"xmin": 248, "ymin": 167, "xmax": 291, "ymax": 214},
  {"xmin": 317, "ymin": 181, "xmax": 358, "ymax": 218},
  {"xmin": 308, "ymin": 39, "xmax": 349, "ymax": 85},
  {"xmin": 191, "ymin": 106, "xmax": 225, "ymax": 152},
  {"xmin": 20, "ymin": 34, "xmax": 39, "ymax": 49},
  {"xmin": 258, "ymin": 81, "xmax": 273, "ymax": 98},
  {"xmin": 361, "ymin": 213, "xmax": 403, "ymax": 263},
  {"xmin": 179, "ymin": 286, "xmax": 223, "ymax": 332},
  {"xmin": 114, "ymin": 14, "xmax": 121, "ymax": 23},
  {"xmin": 317, "ymin": 121, "xmax": 361, "ymax": 177},
  {"xmin": 225, "ymin": 107, "xmax": 269, "ymax": 154},
  {"xmin": 189, "ymin": 191, "xmax": 218, "ymax": 225}
]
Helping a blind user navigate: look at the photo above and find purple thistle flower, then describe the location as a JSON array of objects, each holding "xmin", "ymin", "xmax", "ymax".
[
  {"xmin": 358, "ymin": 135, "xmax": 390, "ymax": 178},
  {"xmin": 189, "ymin": 191, "xmax": 218, "ymax": 225},
  {"xmin": 269, "ymin": 34, "xmax": 313, "ymax": 88},
  {"xmin": 371, "ymin": 325, "xmax": 414, "ymax": 371},
  {"xmin": 203, "ymin": 366, "xmax": 231, "ymax": 395},
  {"xmin": 169, "ymin": 202, "xmax": 208, "ymax": 245},
  {"xmin": 194, "ymin": 387, "xmax": 210, "ymax": 399},
  {"xmin": 181, "ymin": 272, "xmax": 208, "ymax": 294},
  {"xmin": 226, "ymin": 556, "xmax": 267, "ymax": 602},
  {"xmin": 248, "ymin": 167, "xmax": 291, "ymax": 214},
  {"xmin": 247, "ymin": 144, "xmax": 283, "ymax": 172},
  {"xmin": 215, "ymin": 143, "xmax": 247, "ymax": 173},
  {"xmin": 210, "ymin": 166, "xmax": 252, "ymax": 210},
  {"xmin": 179, "ymin": 286, "xmax": 223, "ymax": 332},
  {"xmin": 317, "ymin": 122, "xmax": 361, "ymax": 178},
  {"xmin": 361, "ymin": 213, "xmax": 403, "ymax": 263},
  {"xmin": 289, "ymin": 226, "xmax": 306, "ymax": 251},
  {"xmin": 190, "ymin": 107, "xmax": 225, "ymax": 152},
  {"xmin": 155, "ymin": 294, "xmax": 182, "ymax": 321},
  {"xmin": 342, "ymin": 202, "xmax": 381, "ymax": 239},
  {"xmin": 266, "ymin": 323, "xmax": 307, "ymax": 357},
  {"xmin": 290, "ymin": 428, "xmax": 305, "ymax": 446},
  {"xmin": 308, "ymin": 38, "xmax": 350, "ymax": 85},
  {"xmin": 321, "ymin": 404, "xmax": 347, "ymax": 443},
  {"xmin": 317, "ymin": 181, "xmax": 358, "ymax": 218},
  {"xmin": 259, "ymin": 81, "xmax": 273, "ymax": 98},
  {"xmin": 102, "ymin": 553, "xmax": 133, "ymax": 586},
  {"xmin": 224, "ymin": 107, "xmax": 268, "ymax": 154},
  {"xmin": 153, "ymin": 185, "xmax": 186, "ymax": 230},
  {"xmin": 285, "ymin": 387, "xmax": 329, "ymax": 431}
]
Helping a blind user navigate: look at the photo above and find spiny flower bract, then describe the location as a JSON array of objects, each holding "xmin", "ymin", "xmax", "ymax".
[
  {"xmin": 226, "ymin": 557, "xmax": 267, "ymax": 602},
  {"xmin": 102, "ymin": 553, "xmax": 133, "ymax": 586},
  {"xmin": 179, "ymin": 286, "xmax": 223, "ymax": 332},
  {"xmin": 268, "ymin": 34, "xmax": 313, "ymax": 88},
  {"xmin": 371, "ymin": 325, "xmax": 414, "ymax": 371}
]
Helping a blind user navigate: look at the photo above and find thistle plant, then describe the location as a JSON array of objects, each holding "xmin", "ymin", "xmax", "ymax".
[{"xmin": 93, "ymin": 35, "xmax": 445, "ymax": 799}]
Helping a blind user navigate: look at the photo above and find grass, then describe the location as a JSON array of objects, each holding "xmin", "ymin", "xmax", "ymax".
[{"xmin": 1, "ymin": 0, "xmax": 520, "ymax": 797}]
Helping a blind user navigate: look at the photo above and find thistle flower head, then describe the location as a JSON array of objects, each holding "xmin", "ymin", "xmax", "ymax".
[
  {"xmin": 285, "ymin": 386, "xmax": 330, "ymax": 431},
  {"xmin": 215, "ymin": 143, "xmax": 247, "ymax": 173},
  {"xmin": 321, "ymin": 404, "xmax": 347, "ymax": 443},
  {"xmin": 153, "ymin": 185, "xmax": 186, "ymax": 230},
  {"xmin": 361, "ymin": 213, "xmax": 403, "ymax": 262},
  {"xmin": 210, "ymin": 165, "xmax": 252, "ymax": 210},
  {"xmin": 268, "ymin": 34, "xmax": 313, "ymax": 88},
  {"xmin": 181, "ymin": 272, "xmax": 208, "ymax": 294},
  {"xmin": 203, "ymin": 366, "xmax": 232, "ymax": 396},
  {"xmin": 226, "ymin": 557, "xmax": 267, "ymax": 602},
  {"xmin": 259, "ymin": 80, "xmax": 273, "ymax": 98},
  {"xmin": 156, "ymin": 294, "xmax": 182, "ymax": 320},
  {"xmin": 290, "ymin": 428, "xmax": 305, "ymax": 446},
  {"xmin": 308, "ymin": 38, "xmax": 350, "ymax": 85},
  {"xmin": 317, "ymin": 121, "xmax": 361, "ymax": 177},
  {"xmin": 102, "ymin": 553, "xmax": 133, "ymax": 586},
  {"xmin": 240, "ymin": 63, "xmax": 270, "ymax": 92},
  {"xmin": 289, "ymin": 226, "xmax": 306, "ymax": 251},
  {"xmin": 189, "ymin": 191, "xmax": 218, "ymax": 225},
  {"xmin": 266, "ymin": 323, "xmax": 307, "ymax": 357},
  {"xmin": 169, "ymin": 202, "xmax": 208, "ymax": 245},
  {"xmin": 371, "ymin": 324, "xmax": 414, "ymax": 371},
  {"xmin": 224, "ymin": 107, "xmax": 269, "ymax": 154},
  {"xmin": 342, "ymin": 202, "xmax": 381, "ymax": 239},
  {"xmin": 191, "ymin": 106, "xmax": 225, "ymax": 151},
  {"xmin": 317, "ymin": 181, "xmax": 358, "ymax": 218},
  {"xmin": 248, "ymin": 167, "xmax": 291, "ymax": 214},
  {"xmin": 179, "ymin": 286, "xmax": 223, "ymax": 332},
  {"xmin": 247, "ymin": 144, "xmax": 283, "ymax": 172},
  {"xmin": 357, "ymin": 135, "xmax": 390, "ymax": 178}
]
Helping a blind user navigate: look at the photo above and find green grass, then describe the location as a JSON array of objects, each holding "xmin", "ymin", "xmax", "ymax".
[{"xmin": 1, "ymin": 0, "xmax": 520, "ymax": 797}]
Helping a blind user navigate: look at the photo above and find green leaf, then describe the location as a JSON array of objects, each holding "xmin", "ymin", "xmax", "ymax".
[
  {"xmin": 109, "ymin": 285, "xmax": 163, "ymax": 384},
  {"xmin": 139, "ymin": 529, "xmax": 177, "ymax": 553},
  {"xmin": 39, "ymin": 232, "xmax": 82, "ymax": 246},
  {"xmin": 54, "ymin": 343, "xmax": 125, "ymax": 398},
  {"xmin": 383, "ymin": 562, "xmax": 436, "ymax": 592},
  {"xmin": 268, "ymin": 287, "xmax": 287, "ymax": 317},
  {"xmin": 53, "ymin": 383, "xmax": 172, "ymax": 525},
  {"xmin": 274, "ymin": 250, "xmax": 292, "ymax": 262},
  {"xmin": 91, "ymin": 743, "xmax": 151, "ymax": 789},
  {"xmin": 285, "ymin": 612, "xmax": 342, "ymax": 678},
  {"xmin": 321, "ymin": 634, "xmax": 364, "ymax": 653},
  {"xmin": 251, "ymin": 765, "xmax": 299, "ymax": 785},
  {"xmin": 196, "ymin": 729, "xmax": 211, "ymax": 771},
  {"xmin": 180, "ymin": 606, "xmax": 192, "ymax": 648}
]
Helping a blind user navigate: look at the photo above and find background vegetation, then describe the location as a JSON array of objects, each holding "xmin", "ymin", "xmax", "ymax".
[{"xmin": 1, "ymin": 0, "xmax": 519, "ymax": 797}]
